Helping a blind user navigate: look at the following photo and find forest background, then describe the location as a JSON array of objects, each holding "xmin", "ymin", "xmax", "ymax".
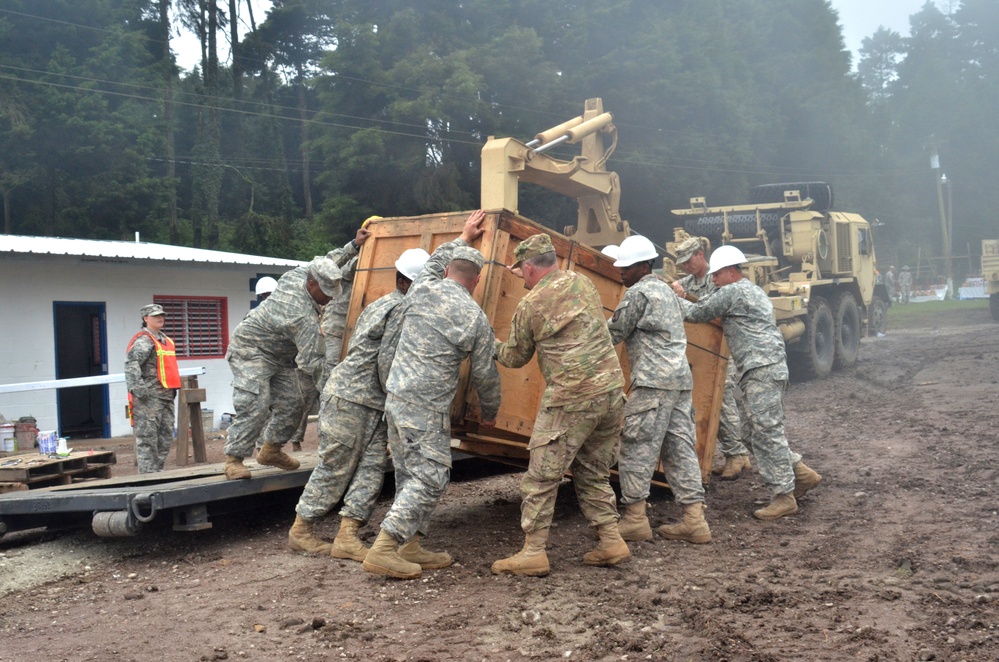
[{"xmin": 1, "ymin": 0, "xmax": 995, "ymax": 279}]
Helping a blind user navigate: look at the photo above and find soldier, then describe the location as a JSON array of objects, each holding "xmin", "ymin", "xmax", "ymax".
[
  {"xmin": 885, "ymin": 266, "xmax": 897, "ymax": 303},
  {"xmin": 288, "ymin": 248, "xmax": 430, "ymax": 559},
  {"xmin": 899, "ymin": 266, "xmax": 912, "ymax": 304},
  {"xmin": 492, "ymin": 233, "xmax": 630, "ymax": 577},
  {"xmin": 608, "ymin": 236, "xmax": 711, "ymax": 544},
  {"xmin": 125, "ymin": 304, "xmax": 180, "ymax": 473},
  {"xmin": 362, "ymin": 210, "xmax": 502, "ymax": 580},
  {"xmin": 672, "ymin": 236, "xmax": 752, "ymax": 479},
  {"xmin": 678, "ymin": 245, "xmax": 822, "ymax": 519},
  {"xmin": 223, "ymin": 256, "xmax": 342, "ymax": 480}
]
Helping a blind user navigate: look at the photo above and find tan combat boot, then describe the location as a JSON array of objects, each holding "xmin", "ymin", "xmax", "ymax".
[
  {"xmin": 719, "ymin": 454, "xmax": 751, "ymax": 480},
  {"xmin": 491, "ymin": 529, "xmax": 550, "ymax": 577},
  {"xmin": 362, "ymin": 530, "xmax": 422, "ymax": 579},
  {"xmin": 224, "ymin": 455, "xmax": 251, "ymax": 480},
  {"xmin": 288, "ymin": 515, "xmax": 333, "ymax": 554},
  {"xmin": 331, "ymin": 517, "xmax": 369, "ymax": 562},
  {"xmin": 617, "ymin": 500, "xmax": 653, "ymax": 542},
  {"xmin": 753, "ymin": 493, "xmax": 798, "ymax": 520},
  {"xmin": 792, "ymin": 461, "xmax": 822, "ymax": 498},
  {"xmin": 398, "ymin": 535, "xmax": 453, "ymax": 569},
  {"xmin": 256, "ymin": 443, "xmax": 300, "ymax": 471},
  {"xmin": 657, "ymin": 502, "xmax": 712, "ymax": 544},
  {"xmin": 582, "ymin": 523, "xmax": 631, "ymax": 566}
]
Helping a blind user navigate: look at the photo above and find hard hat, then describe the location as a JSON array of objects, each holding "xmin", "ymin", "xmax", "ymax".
[
  {"xmin": 707, "ymin": 245, "xmax": 747, "ymax": 274},
  {"xmin": 254, "ymin": 276, "xmax": 278, "ymax": 296},
  {"xmin": 600, "ymin": 245, "xmax": 619, "ymax": 259},
  {"xmin": 395, "ymin": 248, "xmax": 430, "ymax": 281},
  {"xmin": 613, "ymin": 235, "xmax": 658, "ymax": 267}
]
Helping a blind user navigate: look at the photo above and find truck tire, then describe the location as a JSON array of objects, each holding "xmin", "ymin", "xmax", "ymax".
[
  {"xmin": 832, "ymin": 292, "xmax": 861, "ymax": 369},
  {"xmin": 868, "ymin": 296, "xmax": 888, "ymax": 336},
  {"xmin": 794, "ymin": 296, "xmax": 835, "ymax": 379},
  {"xmin": 991, "ymin": 293, "xmax": 999, "ymax": 321}
]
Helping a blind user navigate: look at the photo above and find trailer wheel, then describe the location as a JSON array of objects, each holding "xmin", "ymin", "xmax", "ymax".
[
  {"xmin": 991, "ymin": 293, "xmax": 999, "ymax": 321},
  {"xmin": 868, "ymin": 297, "xmax": 888, "ymax": 335},
  {"xmin": 796, "ymin": 297, "xmax": 835, "ymax": 379},
  {"xmin": 832, "ymin": 293, "xmax": 861, "ymax": 369}
]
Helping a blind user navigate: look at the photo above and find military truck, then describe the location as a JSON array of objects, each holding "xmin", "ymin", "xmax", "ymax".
[
  {"xmin": 983, "ymin": 239, "xmax": 999, "ymax": 321},
  {"xmin": 672, "ymin": 183, "xmax": 889, "ymax": 378}
]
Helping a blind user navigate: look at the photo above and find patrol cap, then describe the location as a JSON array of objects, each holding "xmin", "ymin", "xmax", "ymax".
[
  {"xmin": 307, "ymin": 257, "xmax": 343, "ymax": 297},
  {"xmin": 512, "ymin": 233, "xmax": 555, "ymax": 266},
  {"xmin": 452, "ymin": 245, "xmax": 485, "ymax": 270},
  {"xmin": 140, "ymin": 303, "xmax": 166, "ymax": 318},
  {"xmin": 674, "ymin": 236, "xmax": 704, "ymax": 265}
]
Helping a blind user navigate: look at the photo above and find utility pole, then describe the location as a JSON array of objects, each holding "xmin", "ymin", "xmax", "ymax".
[{"xmin": 930, "ymin": 140, "xmax": 953, "ymax": 298}]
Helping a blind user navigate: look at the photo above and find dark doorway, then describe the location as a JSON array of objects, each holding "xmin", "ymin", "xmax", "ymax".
[{"xmin": 53, "ymin": 302, "xmax": 109, "ymax": 439}]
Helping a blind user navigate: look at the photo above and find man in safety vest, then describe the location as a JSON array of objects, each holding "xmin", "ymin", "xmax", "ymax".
[{"xmin": 125, "ymin": 303, "xmax": 181, "ymax": 473}]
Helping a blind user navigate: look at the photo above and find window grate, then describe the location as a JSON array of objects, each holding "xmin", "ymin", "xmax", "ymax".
[{"xmin": 154, "ymin": 296, "xmax": 229, "ymax": 359}]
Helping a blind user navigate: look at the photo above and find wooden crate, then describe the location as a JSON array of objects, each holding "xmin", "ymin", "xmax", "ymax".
[
  {"xmin": 345, "ymin": 209, "xmax": 727, "ymax": 482},
  {"xmin": 0, "ymin": 450, "xmax": 117, "ymax": 489}
]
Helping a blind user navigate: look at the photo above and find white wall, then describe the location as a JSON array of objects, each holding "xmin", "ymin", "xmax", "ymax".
[{"xmin": 0, "ymin": 253, "xmax": 295, "ymax": 438}]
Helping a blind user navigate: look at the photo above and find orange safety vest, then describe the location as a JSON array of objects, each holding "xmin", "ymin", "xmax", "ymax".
[{"xmin": 127, "ymin": 330, "xmax": 181, "ymax": 389}]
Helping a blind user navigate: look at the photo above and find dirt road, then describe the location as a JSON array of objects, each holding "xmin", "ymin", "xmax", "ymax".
[{"xmin": 1, "ymin": 304, "xmax": 997, "ymax": 661}]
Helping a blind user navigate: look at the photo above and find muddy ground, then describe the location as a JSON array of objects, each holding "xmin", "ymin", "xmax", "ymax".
[{"xmin": 1, "ymin": 304, "xmax": 997, "ymax": 661}]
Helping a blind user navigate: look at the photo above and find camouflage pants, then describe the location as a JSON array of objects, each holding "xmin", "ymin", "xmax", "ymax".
[
  {"xmin": 618, "ymin": 387, "xmax": 704, "ymax": 505},
  {"xmin": 520, "ymin": 390, "xmax": 624, "ymax": 533},
  {"xmin": 379, "ymin": 397, "xmax": 451, "ymax": 543},
  {"xmin": 739, "ymin": 365, "xmax": 800, "ymax": 495},
  {"xmin": 718, "ymin": 359, "xmax": 749, "ymax": 457},
  {"xmin": 224, "ymin": 348, "xmax": 304, "ymax": 458},
  {"xmin": 261, "ymin": 370, "xmax": 320, "ymax": 450},
  {"xmin": 295, "ymin": 396, "xmax": 388, "ymax": 522},
  {"xmin": 132, "ymin": 394, "xmax": 175, "ymax": 473}
]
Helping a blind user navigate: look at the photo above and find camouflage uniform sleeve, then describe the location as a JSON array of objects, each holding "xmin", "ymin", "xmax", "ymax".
[
  {"xmin": 377, "ymin": 299, "xmax": 409, "ymax": 392},
  {"xmin": 495, "ymin": 297, "xmax": 537, "ymax": 368},
  {"xmin": 410, "ymin": 238, "xmax": 469, "ymax": 290},
  {"xmin": 607, "ymin": 288, "xmax": 645, "ymax": 345},
  {"xmin": 124, "ymin": 334, "xmax": 153, "ymax": 398},
  {"xmin": 292, "ymin": 313, "xmax": 326, "ymax": 385},
  {"xmin": 470, "ymin": 318, "xmax": 502, "ymax": 420},
  {"xmin": 325, "ymin": 240, "xmax": 359, "ymax": 269},
  {"xmin": 684, "ymin": 285, "xmax": 736, "ymax": 323}
]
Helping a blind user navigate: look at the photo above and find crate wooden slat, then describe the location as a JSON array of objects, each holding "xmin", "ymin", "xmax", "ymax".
[{"xmin": 0, "ymin": 450, "xmax": 117, "ymax": 488}]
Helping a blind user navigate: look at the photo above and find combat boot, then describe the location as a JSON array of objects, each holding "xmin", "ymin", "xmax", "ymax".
[
  {"xmin": 753, "ymin": 493, "xmax": 798, "ymax": 520},
  {"xmin": 331, "ymin": 517, "xmax": 369, "ymax": 562},
  {"xmin": 256, "ymin": 442, "xmax": 300, "ymax": 471},
  {"xmin": 398, "ymin": 535, "xmax": 453, "ymax": 570},
  {"xmin": 362, "ymin": 530, "xmax": 422, "ymax": 579},
  {"xmin": 657, "ymin": 502, "xmax": 712, "ymax": 544},
  {"xmin": 582, "ymin": 523, "xmax": 631, "ymax": 567},
  {"xmin": 617, "ymin": 500, "xmax": 653, "ymax": 542},
  {"xmin": 288, "ymin": 515, "xmax": 333, "ymax": 554},
  {"xmin": 224, "ymin": 455, "xmax": 251, "ymax": 480},
  {"xmin": 719, "ymin": 454, "xmax": 751, "ymax": 480},
  {"xmin": 792, "ymin": 461, "xmax": 822, "ymax": 499},
  {"xmin": 491, "ymin": 529, "xmax": 550, "ymax": 577}
]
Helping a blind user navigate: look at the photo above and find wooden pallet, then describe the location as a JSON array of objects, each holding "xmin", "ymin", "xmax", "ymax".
[{"xmin": 0, "ymin": 450, "xmax": 116, "ymax": 489}]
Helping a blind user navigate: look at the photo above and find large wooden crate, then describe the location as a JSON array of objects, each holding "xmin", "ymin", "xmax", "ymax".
[{"xmin": 344, "ymin": 210, "xmax": 728, "ymax": 482}]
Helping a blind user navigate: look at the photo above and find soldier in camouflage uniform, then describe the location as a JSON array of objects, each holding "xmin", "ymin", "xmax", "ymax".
[
  {"xmin": 607, "ymin": 235, "xmax": 711, "ymax": 545},
  {"xmin": 679, "ymin": 245, "xmax": 822, "ymax": 520},
  {"xmin": 672, "ymin": 236, "xmax": 752, "ymax": 480},
  {"xmin": 288, "ymin": 247, "xmax": 430, "ymax": 561},
  {"xmin": 223, "ymin": 257, "xmax": 342, "ymax": 480},
  {"xmin": 362, "ymin": 210, "xmax": 502, "ymax": 580},
  {"xmin": 492, "ymin": 233, "xmax": 630, "ymax": 578},
  {"xmin": 125, "ymin": 304, "xmax": 179, "ymax": 473}
]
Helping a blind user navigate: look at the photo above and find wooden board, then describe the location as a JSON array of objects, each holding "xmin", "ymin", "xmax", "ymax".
[
  {"xmin": 0, "ymin": 450, "xmax": 117, "ymax": 488},
  {"xmin": 345, "ymin": 209, "xmax": 727, "ymax": 484}
]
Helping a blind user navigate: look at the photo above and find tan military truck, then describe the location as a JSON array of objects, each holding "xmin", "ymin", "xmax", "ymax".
[
  {"xmin": 672, "ymin": 182, "xmax": 888, "ymax": 378},
  {"xmin": 983, "ymin": 239, "xmax": 999, "ymax": 320}
]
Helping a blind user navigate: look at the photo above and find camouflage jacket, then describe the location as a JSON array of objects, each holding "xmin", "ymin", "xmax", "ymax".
[
  {"xmin": 676, "ymin": 271, "xmax": 715, "ymax": 317},
  {"xmin": 321, "ymin": 239, "xmax": 360, "ymax": 347},
  {"xmin": 683, "ymin": 277, "xmax": 787, "ymax": 379},
  {"xmin": 496, "ymin": 269, "xmax": 623, "ymax": 407},
  {"xmin": 229, "ymin": 265, "xmax": 329, "ymax": 385},
  {"xmin": 608, "ymin": 274, "xmax": 692, "ymax": 391},
  {"xmin": 326, "ymin": 288, "xmax": 405, "ymax": 411},
  {"xmin": 124, "ymin": 330, "xmax": 176, "ymax": 401},
  {"xmin": 384, "ymin": 238, "xmax": 501, "ymax": 421}
]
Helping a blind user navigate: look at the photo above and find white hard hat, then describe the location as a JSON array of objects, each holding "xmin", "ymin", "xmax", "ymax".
[
  {"xmin": 707, "ymin": 245, "xmax": 747, "ymax": 275},
  {"xmin": 600, "ymin": 245, "xmax": 619, "ymax": 259},
  {"xmin": 395, "ymin": 248, "xmax": 430, "ymax": 281},
  {"xmin": 613, "ymin": 235, "xmax": 658, "ymax": 267},
  {"xmin": 254, "ymin": 276, "xmax": 278, "ymax": 296}
]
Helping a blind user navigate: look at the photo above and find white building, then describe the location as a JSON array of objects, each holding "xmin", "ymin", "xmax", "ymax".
[{"xmin": 0, "ymin": 234, "xmax": 304, "ymax": 439}]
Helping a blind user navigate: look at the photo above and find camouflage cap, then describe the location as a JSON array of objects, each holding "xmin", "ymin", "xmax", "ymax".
[
  {"xmin": 140, "ymin": 303, "xmax": 166, "ymax": 317},
  {"xmin": 674, "ymin": 236, "xmax": 704, "ymax": 265},
  {"xmin": 512, "ymin": 233, "xmax": 555, "ymax": 266},
  {"xmin": 451, "ymin": 245, "xmax": 485, "ymax": 270},
  {"xmin": 307, "ymin": 257, "xmax": 343, "ymax": 297}
]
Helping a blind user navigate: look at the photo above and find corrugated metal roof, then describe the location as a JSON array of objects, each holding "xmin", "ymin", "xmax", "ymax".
[{"xmin": 0, "ymin": 234, "xmax": 305, "ymax": 267}]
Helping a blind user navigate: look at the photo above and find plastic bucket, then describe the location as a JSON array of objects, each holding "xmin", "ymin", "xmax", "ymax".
[
  {"xmin": 14, "ymin": 421, "xmax": 37, "ymax": 450},
  {"xmin": 201, "ymin": 409, "xmax": 214, "ymax": 432},
  {"xmin": 0, "ymin": 424, "xmax": 15, "ymax": 452}
]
